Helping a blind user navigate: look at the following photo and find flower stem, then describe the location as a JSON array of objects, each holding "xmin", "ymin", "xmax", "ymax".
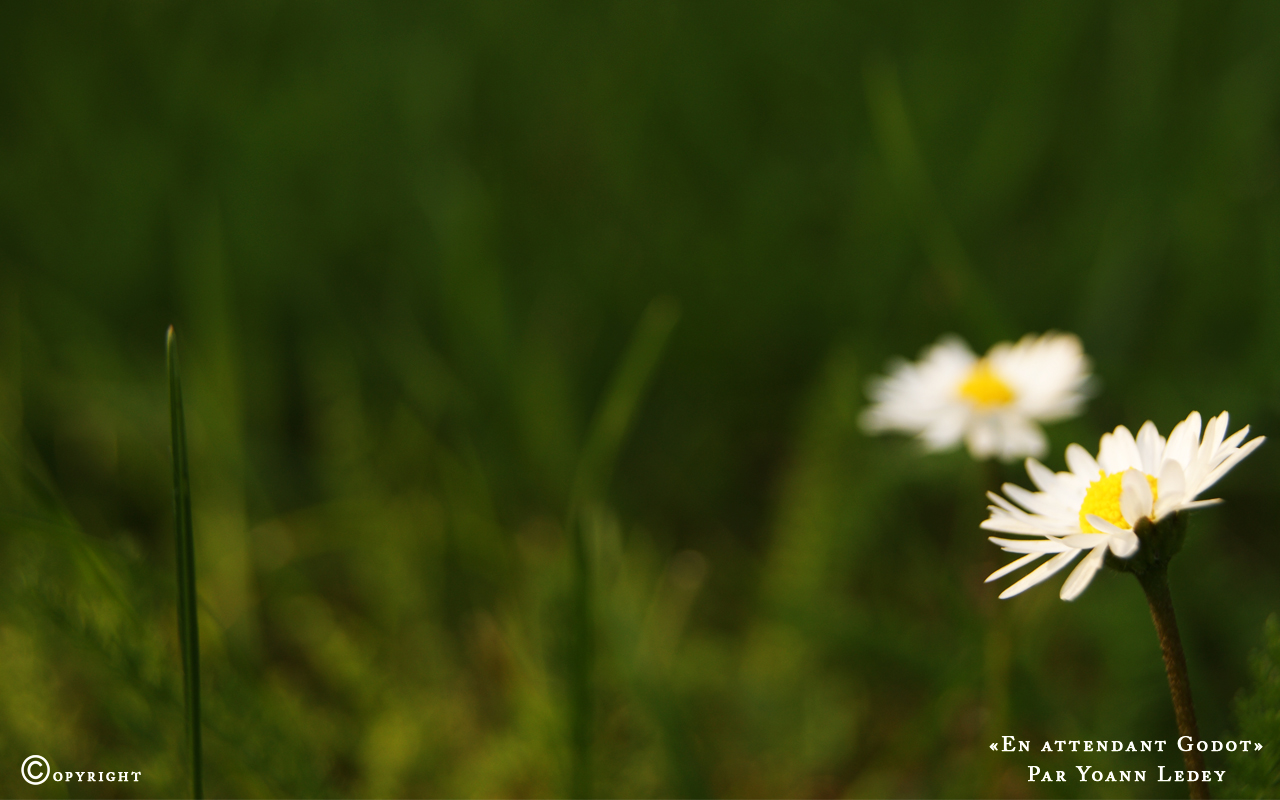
[{"xmin": 1135, "ymin": 564, "xmax": 1208, "ymax": 799}]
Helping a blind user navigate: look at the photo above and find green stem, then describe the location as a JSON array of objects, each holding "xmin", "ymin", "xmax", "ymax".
[
  {"xmin": 1136, "ymin": 565, "xmax": 1207, "ymax": 799},
  {"xmin": 168, "ymin": 327, "xmax": 203, "ymax": 799}
]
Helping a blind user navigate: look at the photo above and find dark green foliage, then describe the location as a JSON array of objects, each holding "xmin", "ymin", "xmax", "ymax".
[
  {"xmin": 0, "ymin": 2, "xmax": 1277, "ymax": 797},
  {"xmin": 1226, "ymin": 616, "xmax": 1280, "ymax": 798}
]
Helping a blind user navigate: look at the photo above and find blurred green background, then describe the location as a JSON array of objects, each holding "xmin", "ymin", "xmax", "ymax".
[{"xmin": 1, "ymin": 1, "xmax": 1278, "ymax": 797}]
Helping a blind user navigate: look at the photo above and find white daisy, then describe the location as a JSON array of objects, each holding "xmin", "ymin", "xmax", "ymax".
[
  {"xmin": 984, "ymin": 411, "xmax": 1264, "ymax": 601},
  {"xmin": 860, "ymin": 332, "xmax": 1091, "ymax": 460}
]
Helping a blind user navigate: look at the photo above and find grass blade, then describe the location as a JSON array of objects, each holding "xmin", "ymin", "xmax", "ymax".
[
  {"xmin": 570, "ymin": 296, "xmax": 681, "ymax": 513},
  {"xmin": 566, "ymin": 297, "xmax": 680, "ymax": 798},
  {"xmin": 167, "ymin": 325, "xmax": 203, "ymax": 799}
]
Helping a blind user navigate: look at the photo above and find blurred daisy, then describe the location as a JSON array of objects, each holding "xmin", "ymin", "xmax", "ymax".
[
  {"xmin": 984, "ymin": 411, "xmax": 1264, "ymax": 600},
  {"xmin": 860, "ymin": 332, "xmax": 1091, "ymax": 460}
]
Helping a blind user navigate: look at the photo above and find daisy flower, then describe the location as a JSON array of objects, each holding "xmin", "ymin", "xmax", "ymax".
[
  {"xmin": 984, "ymin": 411, "xmax": 1264, "ymax": 600},
  {"xmin": 859, "ymin": 332, "xmax": 1091, "ymax": 460}
]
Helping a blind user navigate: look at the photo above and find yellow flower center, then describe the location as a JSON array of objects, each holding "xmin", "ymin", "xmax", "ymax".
[
  {"xmin": 1078, "ymin": 471, "xmax": 1159, "ymax": 534},
  {"xmin": 957, "ymin": 361, "xmax": 1015, "ymax": 407}
]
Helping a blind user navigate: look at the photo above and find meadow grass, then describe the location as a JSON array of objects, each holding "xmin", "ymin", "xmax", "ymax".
[
  {"xmin": 167, "ymin": 327, "xmax": 203, "ymax": 798},
  {"xmin": 565, "ymin": 297, "xmax": 679, "ymax": 797},
  {"xmin": 0, "ymin": 3, "xmax": 1278, "ymax": 798}
]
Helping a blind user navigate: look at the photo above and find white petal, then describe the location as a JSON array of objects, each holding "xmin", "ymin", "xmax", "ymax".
[
  {"xmin": 1024, "ymin": 458, "xmax": 1059, "ymax": 493},
  {"xmin": 1196, "ymin": 412, "xmax": 1226, "ymax": 467},
  {"xmin": 1120, "ymin": 468, "xmax": 1154, "ymax": 526},
  {"xmin": 994, "ymin": 331, "xmax": 1092, "ymax": 421},
  {"xmin": 1002, "ymin": 483, "xmax": 1075, "ymax": 518},
  {"xmin": 986, "ymin": 490, "xmax": 1022, "ymax": 512},
  {"xmin": 1059, "ymin": 533, "xmax": 1112, "ymax": 549},
  {"xmin": 860, "ymin": 335, "xmax": 977, "ymax": 440},
  {"xmin": 1113, "ymin": 426, "xmax": 1143, "ymax": 470},
  {"xmin": 1215, "ymin": 425, "xmax": 1251, "ymax": 459},
  {"xmin": 1153, "ymin": 460, "xmax": 1187, "ymax": 519},
  {"xmin": 965, "ymin": 417, "xmax": 1000, "ymax": 460},
  {"xmin": 1211, "ymin": 411, "xmax": 1230, "ymax": 446},
  {"xmin": 981, "ymin": 516, "xmax": 1063, "ymax": 535},
  {"xmin": 1085, "ymin": 514, "xmax": 1128, "ymax": 537},
  {"xmin": 1176, "ymin": 498, "xmax": 1224, "ymax": 512},
  {"xmin": 1059, "ymin": 546, "xmax": 1106, "ymax": 601},
  {"xmin": 1153, "ymin": 498, "xmax": 1181, "ymax": 521},
  {"xmin": 1135, "ymin": 421, "xmax": 1166, "ymax": 474},
  {"xmin": 1158, "ymin": 459, "xmax": 1185, "ymax": 498},
  {"xmin": 1065, "ymin": 443, "xmax": 1101, "ymax": 481},
  {"xmin": 1108, "ymin": 527, "xmax": 1139, "ymax": 558},
  {"xmin": 998, "ymin": 415, "xmax": 1047, "ymax": 460},
  {"xmin": 1098, "ymin": 426, "xmax": 1141, "ymax": 473},
  {"xmin": 1095, "ymin": 432, "xmax": 1116, "ymax": 472},
  {"xmin": 988, "ymin": 536, "xmax": 1073, "ymax": 554},
  {"xmin": 985, "ymin": 552, "xmax": 1045, "ymax": 583},
  {"xmin": 919, "ymin": 406, "xmax": 970, "ymax": 450},
  {"xmin": 1164, "ymin": 411, "xmax": 1202, "ymax": 467},
  {"xmin": 1195, "ymin": 435, "xmax": 1265, "ymax": 496},
  {"xmin": 984, "ymin": 492, "xmax": 1079, "ymax": 534},
  {"xmin": 998, "ymin": 549, "xmax": 1082, "ymax": 599},
  {"xmin": 985, "ymin": 492, "xmax": 1043, "ymax": 521}
]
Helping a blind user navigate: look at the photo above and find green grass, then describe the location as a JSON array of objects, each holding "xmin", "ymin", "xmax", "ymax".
[
  {"xmin": 0, "ymin": 2, "xmax": 1278, "ymax": 797},
  {"xmin": 167, "ymin": 327, "xmax": 203, "ymax": 799},
  {"xmin": 566, "ymin": 297, "xmax": 679, "ymax": 797}
]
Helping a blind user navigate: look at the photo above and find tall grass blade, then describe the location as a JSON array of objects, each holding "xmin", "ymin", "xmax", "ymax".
[
  {"xmin": 566, "ymin": 297, "xmax": 680, "ymax": 798},
  {"xmin": 167, "ymin": 326, "xmax": 203, "ymax": 799},
  {"xmin": 570, "ymin": 296, "xmax": 681, "ymax": 513}
]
